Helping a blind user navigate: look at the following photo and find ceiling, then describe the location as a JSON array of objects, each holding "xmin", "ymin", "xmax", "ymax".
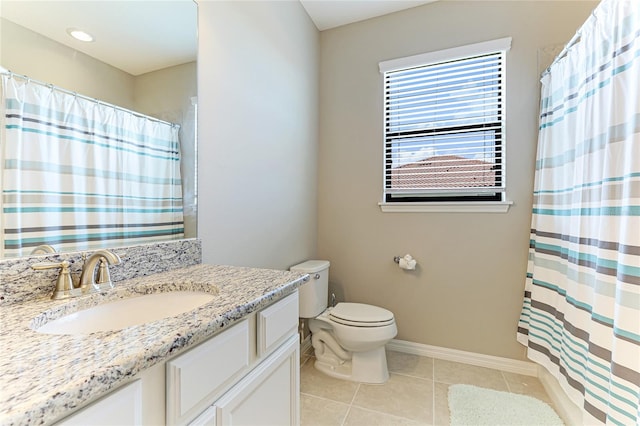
[
  {"xmin": 1, "ymin": 0, "xmax": 436, "ymax": 76},
  {"xmin": 0, "ymin": 0, "xmax": 198, "ymax": 76},
  {"xmin": 301, "ymin": 0, "xmax": 437, "ymax": 31}
]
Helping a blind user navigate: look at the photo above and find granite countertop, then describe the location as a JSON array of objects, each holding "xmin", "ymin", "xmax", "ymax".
[{"xmin": 0, "ymin": 263, "xmax": 307, "ymax": 426}]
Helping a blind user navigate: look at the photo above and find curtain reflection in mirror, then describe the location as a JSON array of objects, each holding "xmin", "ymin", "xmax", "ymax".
[{"xmin": 0, "ymin": 72, "xmax": 185, "ymax": 257}]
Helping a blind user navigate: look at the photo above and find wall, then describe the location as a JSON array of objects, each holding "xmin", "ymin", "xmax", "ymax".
[
  {"xmin": 317, "ymin": 0, "xmax": 598, "ymax": 360},
  {"xmin": 197, "ymin": 1, "xmax": 319, "ymax": 270},
  {"xmin": 134, "ymin": 62, "xmax": 196, "ymax": 118}
]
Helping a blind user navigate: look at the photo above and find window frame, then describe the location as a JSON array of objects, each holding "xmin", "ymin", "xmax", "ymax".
[{"xmin": 378, "ymin": 38, "xmax": 513, "ymax": 213}]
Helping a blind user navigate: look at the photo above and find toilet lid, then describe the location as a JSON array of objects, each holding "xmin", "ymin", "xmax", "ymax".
[{"xmin": 329, "ymin": 303, "xmax": 395, "ymax": 327}]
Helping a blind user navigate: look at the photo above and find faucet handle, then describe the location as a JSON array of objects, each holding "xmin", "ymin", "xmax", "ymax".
[{"xmin": 32, "ymin": 260, "xmax": 79, "ymax": 300}]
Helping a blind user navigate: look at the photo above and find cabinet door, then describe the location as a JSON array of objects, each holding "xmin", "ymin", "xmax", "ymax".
[
  {"xmin": 56, "ymin": 380, "xmax": 141, "ymax": 425},
  {"xmin": 214, "ymin": 334, "xmax": 300, "ymax": 426},
  {"xmin": 257, "ymin": 291, "xmax": 299, "ymax": 357},
  {"xmin": 189, "ymin": 406, "xmax": 216, "ymax": 426},
  {"xmin": 167, "ymin": 319, "xmax": 250, "ymax": 425}
]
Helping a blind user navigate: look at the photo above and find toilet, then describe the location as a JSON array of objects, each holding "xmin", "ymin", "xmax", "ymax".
[{"xmin": 291, "ymin": 260, "xmax": 397, "ymax": 384}]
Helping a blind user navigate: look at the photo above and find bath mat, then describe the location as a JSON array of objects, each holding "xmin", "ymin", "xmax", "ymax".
[{"xmin": 448, "ymin": 384, "xmax": 563, "ymax": 425}]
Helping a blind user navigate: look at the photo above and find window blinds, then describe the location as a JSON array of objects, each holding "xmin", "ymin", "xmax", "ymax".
[{"xmin": 380, "ymin": 38, "xmax": 510, "ymax": 201}]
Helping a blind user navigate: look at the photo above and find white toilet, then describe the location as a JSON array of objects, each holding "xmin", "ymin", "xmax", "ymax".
[{"xmin": 291, "ymin": 260, "xmax": 397, "ymax": 384}]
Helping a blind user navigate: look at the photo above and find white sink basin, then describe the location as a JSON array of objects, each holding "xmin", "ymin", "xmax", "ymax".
[{"xmin": 36, "ymin": 291, "xmax": 215, "ymax": 335}]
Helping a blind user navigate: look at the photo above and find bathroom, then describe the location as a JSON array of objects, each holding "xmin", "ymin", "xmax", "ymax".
[{"xmin": 1, "ymin": 0, "xmax": 638, "ymax": 425}]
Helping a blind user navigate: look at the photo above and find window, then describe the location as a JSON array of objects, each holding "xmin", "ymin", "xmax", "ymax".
[{"xmin": 379, "ymin": 38, "xmax": 511, "ymax": 210}]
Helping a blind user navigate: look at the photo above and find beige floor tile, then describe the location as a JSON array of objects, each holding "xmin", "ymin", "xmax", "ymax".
[
  {"xmin": 502, "ymin": 372, "xmax": 554, "ymax": 404},
  {"xmin": 344, "ymin": 406, "xmax": 428, "ymax": 426},
  {"xmin": 299, "ymin": 348, "xmax": 558, "ymax": 426},
  {"xmin": 433, "ymin": 359, "xmax": 509, "ymax": 391},
  {"xmin": 300, "ymin": 357, "xmax": 360, "ymax": 404},
  {"xmin": 433, "ymin": 382, "xmax": 450, "ymax": 426},
  {"xmin": 352, "ymin": 373, "xmax": 434, "ymax": 423},
  {"xmin": 300, "ymin": 394, "xmax": 350, "ymax": 426},
  {"xmin": 387, "ymin": 350, "xmax": 434, "ymax": 380}
]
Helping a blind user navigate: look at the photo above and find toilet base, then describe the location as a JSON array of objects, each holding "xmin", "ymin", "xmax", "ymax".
[{"xmin": 313, "ymin": 346, "xmax": 390, "ymax": 384}]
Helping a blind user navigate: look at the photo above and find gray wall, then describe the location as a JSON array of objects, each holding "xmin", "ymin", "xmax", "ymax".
[
  {"xmin": 317, "ymin": 0, "xmax": 597, "ymax": 360},
  {"xmin": 197, "ymin": 1, "xmax": 320, "ymax": 270}
]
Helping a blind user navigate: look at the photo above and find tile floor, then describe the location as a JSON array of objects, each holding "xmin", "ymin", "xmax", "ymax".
[{"xmin": 300, "ymin": 349, "xmax": 558, "ymax": 426}]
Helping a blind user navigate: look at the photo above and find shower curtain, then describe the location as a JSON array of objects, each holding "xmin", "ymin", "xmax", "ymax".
[
  {"xmin": 0, "ymin": 74, "xmax": 184, "ymax": 257},
  {"xmin": 517, "ymin": 1, "xmax": 640, "ymax": 424}
]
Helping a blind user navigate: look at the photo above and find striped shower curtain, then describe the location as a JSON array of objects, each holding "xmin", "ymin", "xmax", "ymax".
[
  {"xmin": 517, "ymin": 1, "xmax": 640, "ymax": 424},
  {"xmin": 0, "ymin": 74, "xmax": 184, "ymax": 257}
]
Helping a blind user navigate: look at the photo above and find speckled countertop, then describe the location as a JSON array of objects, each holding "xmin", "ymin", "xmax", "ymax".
[{"xmin": 0, "ymin": 264, "xmax": 307, "ymax": 426}]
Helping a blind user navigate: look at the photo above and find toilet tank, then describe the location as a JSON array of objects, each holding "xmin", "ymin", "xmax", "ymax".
[{"xmin": 290, "ymin": 260, "xmax": 330, "ymax": 318}]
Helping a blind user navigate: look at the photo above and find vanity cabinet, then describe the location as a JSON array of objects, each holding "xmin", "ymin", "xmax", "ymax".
[
  {"xmin": 166, "ymin": 319, "xmax": 251, "ymax": 423},
  {"xmin": 168, "ymin": 291, "xmax": 300, "ymax": 426},
  {"xmin": 211, "ymin": 335, "xmax": 298, "ymax": 425},
  {"xmin": 54, "ymin": 291, "xmax": 300, "ymax": 426}
]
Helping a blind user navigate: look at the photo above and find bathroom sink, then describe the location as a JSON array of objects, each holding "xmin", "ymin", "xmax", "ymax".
[{"xmin": 35, "ymin": 291, "xmax": 215, "ymax": 335}]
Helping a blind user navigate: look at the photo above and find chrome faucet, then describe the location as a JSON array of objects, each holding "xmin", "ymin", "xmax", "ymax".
[
  {"xmin": 32, "ymin": 249, "xmax": 122, "ymax": 299},
  {"xmin": 79, "ymin": 250, "xmax": 122, "ymax": 291}
]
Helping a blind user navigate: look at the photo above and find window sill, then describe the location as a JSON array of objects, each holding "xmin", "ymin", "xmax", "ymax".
[{"xmin": 378, "ymin": 201, "xmax": 513, "ymax": 213}]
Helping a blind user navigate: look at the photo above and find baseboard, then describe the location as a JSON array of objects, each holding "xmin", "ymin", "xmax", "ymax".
[
  {"xmin": 537, "ymin": 365, "xmax": 585, "ymax": 425},
  {"xmin": 386, "ymin": 339, "xmax": 538, "ymax": 377},
  {"xmin": 300, "ymin": 334, "xmax": 312, "ymax": 355}
]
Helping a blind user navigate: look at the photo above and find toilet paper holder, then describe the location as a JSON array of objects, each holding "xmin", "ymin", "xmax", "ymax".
[{"xmin": 393, "ymin": 254, "xmax": 417, "ymax": 270}]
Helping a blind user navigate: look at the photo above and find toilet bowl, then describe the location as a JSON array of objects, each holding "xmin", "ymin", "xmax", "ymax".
[
  {"xmin": 291, "ymin": 260, "xmax": 397, "ymax": 384},
  {"xmin": 309, "ymin": 303, "xmax": 397, "ymax": 383}
]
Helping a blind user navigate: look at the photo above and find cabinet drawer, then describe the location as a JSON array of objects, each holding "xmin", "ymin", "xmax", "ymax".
[
  {"xmin": 56, "ymin": 380, "xmax": 141, "ymax": 425},
  {"xmin": 167, "ymin": 319, "xmax": 250, "ymax": 425},
  {"xmin": 257, "ymin": 291, "xmax": 299, "ymax": 357}
]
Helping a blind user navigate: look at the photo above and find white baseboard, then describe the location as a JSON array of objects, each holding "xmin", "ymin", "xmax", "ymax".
[
  {"xmin": 386, "ymin": 339, "xmax": 538, "ymax": 377},
  {"xmin": 300, "ymin": 334, "xmax": 312, "ymax": 355},
  {"xmin": 537, "ymin": 365, "xmax": 585, "ymax": 425}
]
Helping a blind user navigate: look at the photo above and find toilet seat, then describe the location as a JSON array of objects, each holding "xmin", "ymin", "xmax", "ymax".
[{"xmin": 329, "ymin": 303, "xmax": 395, "ymax": 327}]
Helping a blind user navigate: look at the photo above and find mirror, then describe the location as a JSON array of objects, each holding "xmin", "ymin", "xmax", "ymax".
[{"xmin": 0, "ymin": 1, "xmax": 197, "ymax": 258}]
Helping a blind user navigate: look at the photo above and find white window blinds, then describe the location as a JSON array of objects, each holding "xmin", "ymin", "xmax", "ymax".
[{"xmin": 380, "ymin": 38, "xmax": 511, "ymax": 202}]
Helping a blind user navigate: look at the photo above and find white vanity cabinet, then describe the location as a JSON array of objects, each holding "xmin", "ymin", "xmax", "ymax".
[
  {"xmin": 167, "ymin": 291, "xmax": 300, "ymax": 426},
  {"xmin": 54, "ymin": 290, "xmax": 300, "ymax": 426}
]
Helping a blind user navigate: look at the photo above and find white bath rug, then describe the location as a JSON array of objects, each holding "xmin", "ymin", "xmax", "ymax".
[{"xmin": 448, "ymin": 384, "xmax": 564, "ymax": 426}]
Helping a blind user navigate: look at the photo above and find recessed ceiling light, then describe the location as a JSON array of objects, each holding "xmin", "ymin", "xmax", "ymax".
[{"xmin": 66, "ymin": 28, "xmax": 94, "ymax": 42}]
